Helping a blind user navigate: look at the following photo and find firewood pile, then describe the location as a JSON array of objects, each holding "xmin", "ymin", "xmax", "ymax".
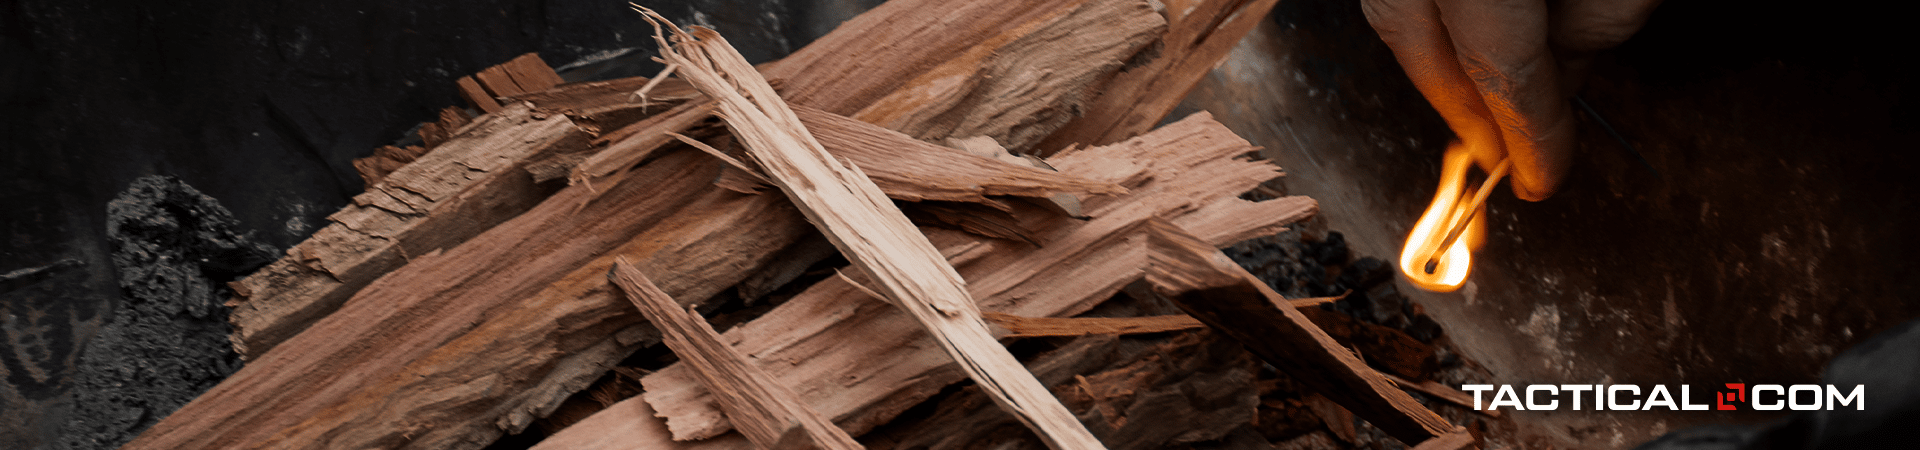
[{"xmin": 117, "ymin": 0, "xmax": 1494, "ymax": 449}]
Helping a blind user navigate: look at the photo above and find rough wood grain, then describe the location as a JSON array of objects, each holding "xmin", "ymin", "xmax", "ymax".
[
  {"xmin": 761, "ymin": 0, "xmax": 1087, "ymax": 115},
  {"xmin": 226, "ymin": 102, "xmax": 588, "ymax": 358},
  {"xmin": 848, "ymin": 0, "xmax": 1163, "ymax": 152},
  {"xmin": 474, "ymin": 53, "xmax": 566, "ymax": 100},
  {"xmin": 641, "ymin": 13, "xmax": 1103, "ymax": 449},
  {"xmin": 246, "ymin": 157, "xmax": 816, "ymax": 450},
  {"xmin": 128, "ymin": 147, "xmax": 726, "ymax": 450},
  {"xmin": 610, "ymin": 259, "xmax": 862, "ymax": 450},
  {"xmin": 983, "ymin": 313, "xmax": 1204, "ymax": 338},
  {"xmin": 1033, "ymin": 0, "xmax": 1284, "ymax": 153},
  {"xmin": 515, "ymin": 75, "xmax": 705, "ymax": 133},
  {"xmin": 796, "ymin": 105, "xmax": 1125, "ymax": 203},
  {"xmin": 637, "ymin": 112, "xmax": 1316, "ymax": 443},
  {"xmin": 456, "ymin": 75, "xmax": 500, "ymax": 113},
  {"xmin": 866, "ymin": 332, "xmax": 1261, "ymax": 450},
  {"xmin": 1143, "ymin": 219, "xmax": 1456, "ymax": 445},
  {"xmin": 528, "ymin": 395, "xmax": 748, "ymax": 450}
]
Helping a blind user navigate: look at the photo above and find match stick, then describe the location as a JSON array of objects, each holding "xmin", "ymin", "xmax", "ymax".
[{"xmin": 1423, "ymin": 159, "xmax": 1511, "ymax": 274}]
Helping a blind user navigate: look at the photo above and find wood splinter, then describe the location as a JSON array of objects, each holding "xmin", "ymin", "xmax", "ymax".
[
  {"xmin": 635, "ymin": 6, "xmax": 1105, "ymax": 449},
  {"xmin": 608, "ymin": 258, "xmax": 861, "ymax": 450}
]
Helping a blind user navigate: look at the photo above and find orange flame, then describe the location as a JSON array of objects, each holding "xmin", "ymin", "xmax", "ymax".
[{"xmin": 1399, "ymin": 143, "xmax": 1491, "ymax": 292}]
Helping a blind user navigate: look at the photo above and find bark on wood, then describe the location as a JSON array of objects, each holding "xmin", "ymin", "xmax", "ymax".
[
  {"xmin": 847, "ymin": 0, "xmax": 1164, "ymax": 153},
  {"xmin": 610, "ymin": 259, "xmax": 862, "ymax": 450},
  {"xmin": 1034, "ymin": 0, "xmax": 1285, "ymax": 153},
  {"xmin": 636, "ymin": 112, "xmax": 1315, "ymax": 443},
  {"xmin": 226, "ymin": 102, "xmax": 589, "ymax": 359},
  {"xmin": 1142, "ymin": 219, "xmax": 1456, "ymax": 445},
  {"xmin": 640, "ymin": 13, "xmax": 1102, "ymax": 449}
]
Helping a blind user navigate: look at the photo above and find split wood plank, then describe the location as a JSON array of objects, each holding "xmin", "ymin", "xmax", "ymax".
[
  {"xmin": 847, "ymin": 0, "xmax": 1164, "ymax": 152},
  {"xmin": 1034, "ymin": 0, "xmax": 1285, "ymax": 153},
  {"xmin": 226, "ymin": 102, "xmax": 589, "ymax": 359},
  {"xmin": 609, "ymin": 259, "xmax": 862, "ymax": 450},
  {"xmin": 983, "ymin": 313, "xmax": 1204, "ymax": 338},
  {"xmin": 456, "ymin": 76, "xmax": 499, "ymax": 113},
  {"xmin": 459, "ymin": 53, "xmax": 565, "ymax": 113},
  {"xmin": 129, "ymin": 147, "xmax": 732, "ymax": 450},
  {"xmin": 1142, "ymin": 219, "xmax": 1457, "ymax": 445},
  {"xmin": 474, "ymin": 53, "xmax": 567, "ymax": 101},
  {"xmin": 637, "ymin": 112, "xmax": 1317, "ymax": 443},
  {"xmin": 639, "ymin": 12, "xmax": 1103, "ymax": 449}
]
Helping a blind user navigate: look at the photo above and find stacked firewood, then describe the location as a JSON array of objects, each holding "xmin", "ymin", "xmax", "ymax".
[{"xmin": 118, "ymin": 0, "xmax": 1486, "ymax": 449}]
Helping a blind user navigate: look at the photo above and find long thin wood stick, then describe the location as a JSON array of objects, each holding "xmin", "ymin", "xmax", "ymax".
[
  {"xmin": 608, "ymin": 258, "xmax": 861, "ymax": 450},
  {"xmin": 634, "ymin": 7, "xmax": 1104, "ymax": 450}
]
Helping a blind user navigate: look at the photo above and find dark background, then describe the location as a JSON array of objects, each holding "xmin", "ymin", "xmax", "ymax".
[{"xmin": 4, "ymin": 0, "xmax": 1916, "ymax": 448}]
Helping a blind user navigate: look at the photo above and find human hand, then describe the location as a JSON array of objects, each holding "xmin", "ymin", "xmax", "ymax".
[{"xmin": 1362, "ymin": 0, "xmax": 1661, "ymax": 200}]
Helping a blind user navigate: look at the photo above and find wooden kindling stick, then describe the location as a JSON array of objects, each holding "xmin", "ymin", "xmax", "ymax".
[
  {"xmin": 608, "ymin": 258, "xmax": 862, "ymax": 450},
  {"xmin": 631, "ymin": 6, "xmax": 1105, "ymax": 449}
]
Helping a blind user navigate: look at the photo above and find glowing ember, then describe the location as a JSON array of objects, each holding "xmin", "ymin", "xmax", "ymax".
[{"xmin": 1399, "ymin": 142, "xmax": 1501, "ymax": 292}]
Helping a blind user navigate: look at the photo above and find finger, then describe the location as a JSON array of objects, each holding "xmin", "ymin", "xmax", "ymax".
[
  {"xmin": 1435, "ymin": 0, "xmax": 1576, "ymax": 201},
  {"xmin": 1361, "ymin": 0, "xmax": 1508, "ymax": 168}
]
